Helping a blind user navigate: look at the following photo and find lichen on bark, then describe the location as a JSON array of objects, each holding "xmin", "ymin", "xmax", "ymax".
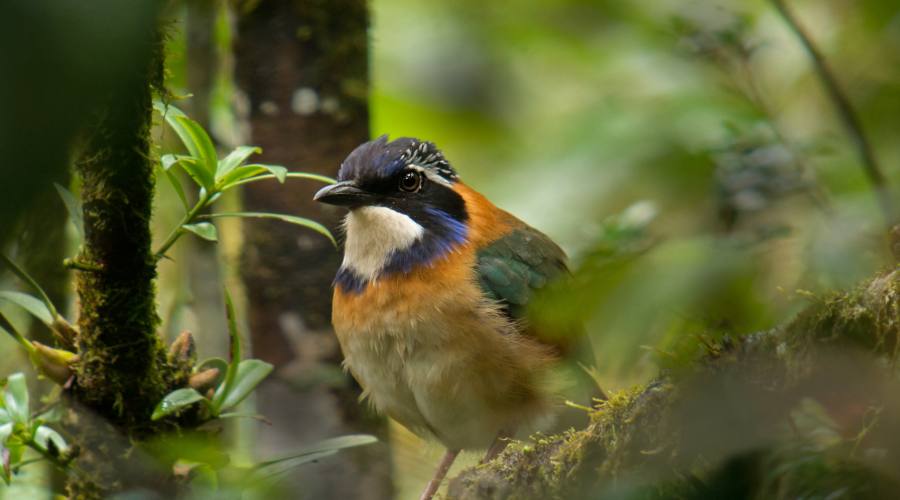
[{"xmin": 449, "ymin": 269, "xmax": 900, "ymax": 499}]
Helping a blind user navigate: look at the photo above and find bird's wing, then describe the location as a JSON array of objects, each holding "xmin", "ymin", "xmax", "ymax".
[
  {"xmin": 475, "ymin": 223, "xmax": 568, "ymax": 325},
  {"xmin": 477, "ymin": 220, "xmax": 603, "ymax": 402}
]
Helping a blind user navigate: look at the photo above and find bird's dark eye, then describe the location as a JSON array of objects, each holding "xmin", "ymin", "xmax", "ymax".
[{"xmin": 398, "ymin": 170, "xmax": 423, "ymax": 192}]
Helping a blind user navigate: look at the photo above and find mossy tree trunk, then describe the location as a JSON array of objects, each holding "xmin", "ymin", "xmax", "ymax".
[
  {"xmin": 234, "ymin": 1, "xmax": 392, "ymax": 498},
  {"xmin": 66, "ymin": 4, "xmax": 189, "ymax": 496},
  {"xmin": 449, "ymin": 269, "xmax": 900, "ymax": 499}
]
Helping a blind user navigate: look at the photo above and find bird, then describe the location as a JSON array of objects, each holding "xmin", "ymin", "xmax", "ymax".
[{"xmin": 314, "ymin": 136, "xmax": 595, "ymax": 500}]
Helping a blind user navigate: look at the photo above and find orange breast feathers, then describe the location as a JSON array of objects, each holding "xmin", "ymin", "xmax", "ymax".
[{"xmin": 332, "ymin": 182, "xmax": 518, "ymax": 335}]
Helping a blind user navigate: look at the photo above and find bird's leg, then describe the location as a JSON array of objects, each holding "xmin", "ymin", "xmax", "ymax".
[
  {"xmin": 419, "ymin": 448, "xmax": 460, "ymax": 500},
  {"xmin": 480, "ymin": 429, "xmax": 514, "ymax": 465}
]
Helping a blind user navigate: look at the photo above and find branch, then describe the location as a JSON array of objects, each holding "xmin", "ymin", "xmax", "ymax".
[
  {"xmin": 448, "ymin": 269, "xmax": 900, "ymax": 499},
  {"xmin": 771, "ymin": 0, "xmax": 895, "ymax": 227}
]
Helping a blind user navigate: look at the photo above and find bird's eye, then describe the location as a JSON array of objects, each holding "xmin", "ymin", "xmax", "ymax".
[{"xmin": 399, "ymin": 170, "xmax": 423, "ymax": 192}]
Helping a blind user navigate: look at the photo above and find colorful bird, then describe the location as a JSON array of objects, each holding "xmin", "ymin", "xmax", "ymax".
[{"xmin": 314, "ymin": 136, "xmax": 592, "ymax": 500}]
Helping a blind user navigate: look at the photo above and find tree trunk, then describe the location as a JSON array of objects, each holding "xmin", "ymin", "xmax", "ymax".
[
  {"xmin": 234, "ymin": 1, "xmax": 392, "ymax": 499},
  {"xmin": 66, "ymin": 4, "xmax": 188, "ymax": 496}
]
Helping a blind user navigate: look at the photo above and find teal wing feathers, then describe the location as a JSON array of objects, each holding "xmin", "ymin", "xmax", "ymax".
[{"xmin": 475, "ymin": 224, "xmax": 568, "ymax": 323}]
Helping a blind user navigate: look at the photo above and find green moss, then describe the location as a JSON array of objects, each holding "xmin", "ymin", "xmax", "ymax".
[
  {"xmin": 448, "ymin": 270, "xmax": 900, "ymax": 500},
  {"xmin": 66, "ymin": 9, "xmax": 191, "ymax": 498}
]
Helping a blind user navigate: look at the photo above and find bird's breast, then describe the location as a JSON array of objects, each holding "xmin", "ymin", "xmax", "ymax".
[{"xmin": 331, "ymin": 244, "xmax": 554, "ymax": 449}]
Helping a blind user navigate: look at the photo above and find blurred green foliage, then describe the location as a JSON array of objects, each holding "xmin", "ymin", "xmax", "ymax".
[
  {"xmin": 371, "ymin": 0, "xmax": 899, "ymax": 386},
  {"xmin": 1, "ymin": 0, "xmax": 899, "ymax": 498}
]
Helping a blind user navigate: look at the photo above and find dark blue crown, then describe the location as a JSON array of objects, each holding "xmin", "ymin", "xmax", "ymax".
[{"xmin": 338, "ymin": 135, "xmax": 457, "ymax": 183}]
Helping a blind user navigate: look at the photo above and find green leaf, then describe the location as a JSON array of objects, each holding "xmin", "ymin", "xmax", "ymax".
[
  {"xmin": 154, "ymin": 101, "xmax": 218, "ymax": 182},
  {"xmin": 53, "ymin": 183, "xmax": 84, "ymax": 240},
  {"xmin": 212, "ymin": 291, "xmax": 242, "ymax": 413},
  {"xmin": 0, "ymin": 443, "xmax": 10, "ymax": 485},
  {"xmin": 159, "ymin": 165, "xmax": 190, "ymax": 212},
  {"xmin": 174, "ymin": 116, "xmax": 218, "ymax": 173},
  {"xmin": 243, "ymin": 164, "xmax": 287, "ymax": 183},
  {"xmin": 3, "ymin": 374, "xmax": 29, "ymax": 425},
  {"xmin": 223, "ymin": 171, "xmax": 336, "ymax": 190},
  {"xmin": 182, "ymin": 222, "xmax": 218, "ymax": 242},
  {"xmin": 187, "ymin": 462, "xmax": 218, "ymax": 490},
  {"xmin": 0, "ymin": 423, "xmax": 11, "ymax": 443},
  {"xmin": 218, "ymin": 164, "xmax": 287, "ymax": 189},
  {"xmin": 216, "ymin": 412, "xmax": 267, "ymax": 422},
  {"xmin": 254, "ymin": 450, "xmax": 337, "ymax": 482},
  {"xmin": 203, "ymin": 212, "xmax": 336, "ymax": 247},
  {"xmin": 253, "ymin": 435, "xmax": 377, "ymax": 480},
  {"xmin": 0, "ymin": 291, "xmax": 53, "ymax": 325},
  {"xmin": 0, "ymin": 313, "xmax": 36, "ymax": 356},
  {"xmin": 0, "ymin": 255, "xmax": 59, "ymax": 319},
  {"xmin": 217, "ymin": 359, "xmax": 273, "ymax": 412},
  {"xmin": 152, "ymin": 388, "xmax": 207, "ymax": 421},
  {"xmin": 34, "ymin": 425, "xmax": 67, "ymax": 453},
  {"xmin": 216, "ymin": 146, "xmax": 261, "ymax": 182},
  {"xmin": 197, "ymin": 358, "xmax": 228, "ymax": 389},
  {"xmin": 162, "ymin": 154, "xmax": 214, "ymax": 192}
]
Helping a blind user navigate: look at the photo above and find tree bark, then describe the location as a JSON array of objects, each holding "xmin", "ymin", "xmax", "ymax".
[
  {"xmin": 234, "ymin": 1, "xmax": 392, "ymax": 499},
  {"xmin": 449, "ymin": 269, "xmax": 900, "ymax": 499},
  {"xmin": 66, "ymin": 4, "xmax": 190, "ymax": 496}
]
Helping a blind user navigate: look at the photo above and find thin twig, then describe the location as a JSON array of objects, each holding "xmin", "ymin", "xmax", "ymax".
[{"xmin": 771, "ymin": 0, "xmax": 895, "ymax": 226}]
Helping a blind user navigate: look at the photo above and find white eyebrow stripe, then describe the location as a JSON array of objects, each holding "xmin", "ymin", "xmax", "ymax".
[{"xmin": 407, "ymin": 164, "xmax": 453, "ymax": 187}]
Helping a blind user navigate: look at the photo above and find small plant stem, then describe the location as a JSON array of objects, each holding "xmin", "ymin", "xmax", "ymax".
[
  {"xmin": 0, "ymin": 311, "xmax": 37, "ymax": 357},
  {"xmin": 153, "ymin": 191, "xmax": 212, "ymax": 260},
  {"xmin": 771, "ymin": 0, "xmax": 895, "ymax": 226},
  {"xmin": 0, "ymin": 254, "xmax": 60, "ymax": 319},
  {"xmin": 25, "ymin": 438, "xmax": 75, "ymax": 474}
]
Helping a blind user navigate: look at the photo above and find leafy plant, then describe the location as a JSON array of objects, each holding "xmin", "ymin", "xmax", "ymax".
[
  {"xmin": 0, "ymin": 373, "xmax": 72, "ymax": 484},
  {"xmin": 152, "ymin": 291, "xmax": 272, "ymax": 421},
  {"xmin": 152, "ymin": 100, "xmax": 336, "ymax": 259},
  {"xmin": 0, "ymin": 104, "xmax": 373, "ymax": 492}
]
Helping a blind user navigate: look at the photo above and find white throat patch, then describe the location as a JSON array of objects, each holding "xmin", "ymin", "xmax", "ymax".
[{"xmin": 342, "ymin": 206, "xmax": 425, "ymax": 281}]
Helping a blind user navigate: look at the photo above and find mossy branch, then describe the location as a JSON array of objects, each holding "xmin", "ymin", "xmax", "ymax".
[{"xmin": 449, "ymin": 268, "xmax": 900, "ymax": 499}]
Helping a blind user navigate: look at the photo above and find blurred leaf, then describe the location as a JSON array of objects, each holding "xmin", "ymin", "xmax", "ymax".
[
  {"xmin": 0, "ymin": 291, "xmax": 53, "ymax": 325},
  {"xmin": 217, "ymin": 359, "xmax": 273, "ymax": 412},
  {"xmin": 0, "ymin": 447, "xmax": 8, "ymax": 485},
  {"xmin": 216, "ymin": 412, "xmax": 268, "ymax": 422},
  {"xmin": 152, "ymin": 388, "xmax": 207, "ymax": 421},
  {"xmin": 53, "ymin": 183, "xmax": 84, "ymax": 240},
  {"xmin": 216, "ymin": 145, "xmax": 261, "ymax": 182},
  {"xmin": 144, "ymin": 433, "xmax": 231, "ymax": 470},
  {"xmin": 3, "ymin": 374, "xmax": 29, "ymax": 425},
  {"xmin": 34, "ymin": 425, "xmax": 67, "ymax": 453},
  {"xmin": 182, "ymin": 222, "xmax": 218, "ymax": 242},
  {"xmin": 204, "ymin": 212, "xmax": 335, "ymax": 246},
  {"xmin": 253, "ymin": 435, "xmax": 377, "ymax": 480},
  {"xmin": 159, "ymin": 165, "xmax": 190, "ymax": 212},
  {"xmin": 188, "ymin": 462, "xmax": 218, "ymax": 490},
  {"xmin": 0, "ymin": 423, "xmax": 11, "ymax": 443}
]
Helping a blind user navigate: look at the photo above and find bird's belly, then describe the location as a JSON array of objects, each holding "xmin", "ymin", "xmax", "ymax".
[{"xmin": 337, "ymin": 318, "xmax": 543, "ymax": 451}]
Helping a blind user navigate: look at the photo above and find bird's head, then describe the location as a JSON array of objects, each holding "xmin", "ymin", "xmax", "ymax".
[{"xmin": 314, "ymin": 135, "xmax": 470, "ymax": 292}]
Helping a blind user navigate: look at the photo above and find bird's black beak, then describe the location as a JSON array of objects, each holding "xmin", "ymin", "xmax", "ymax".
[{"xmin": 313, "ymin": 181, "xmax": 373, "ymax": 207}]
